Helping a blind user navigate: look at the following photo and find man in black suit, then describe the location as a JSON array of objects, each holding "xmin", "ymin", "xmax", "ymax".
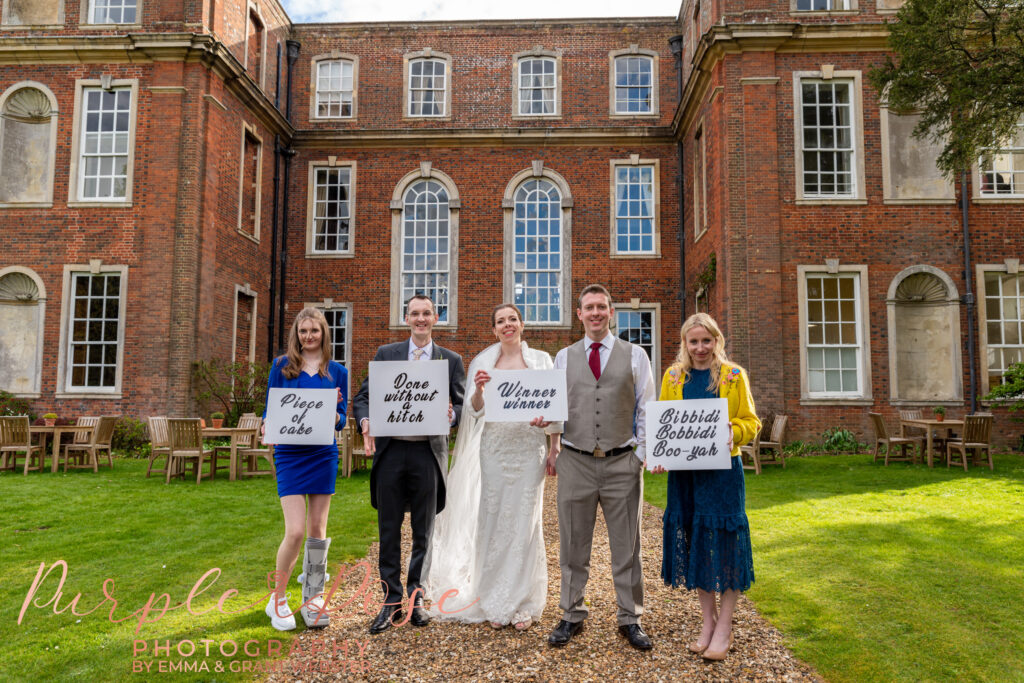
[{"xmin": 352, "ymin": 294, "xmax": 465, "ymax": 634}]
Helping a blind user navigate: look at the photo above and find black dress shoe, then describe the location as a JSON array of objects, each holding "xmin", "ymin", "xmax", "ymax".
[
  {"xmin": 369, "ymin": 605, "xmax": 403, "ymax": 634},
  {"xmin": 409, "ymin": 597, "xmax": 431, "ymax": 627},
  {"xmin": 619, "ymin": 623, "xmax": 653, "ymax": 650},
  {"xmin": 547, "ymin": 619, "xmax": 584, "ymax": 646}
]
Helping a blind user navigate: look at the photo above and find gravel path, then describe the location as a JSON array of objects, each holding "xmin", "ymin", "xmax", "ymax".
[{"xmin": 269, "ymin": 476, "xmax": 821, "ymax": 682}]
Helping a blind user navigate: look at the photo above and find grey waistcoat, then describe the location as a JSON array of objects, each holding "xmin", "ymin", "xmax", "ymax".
[{"xmin": 563, "ymin": 337, "xmax": 636, "ymax": 453}]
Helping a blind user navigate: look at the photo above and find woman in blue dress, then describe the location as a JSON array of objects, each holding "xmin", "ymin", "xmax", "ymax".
[
  {"xmin": 262, "ymin": 307, "xmax": 347, "ymax": 631},
  {"xmin": 653, "ymin": 313, "xmax": 760, "ymax": 661}
]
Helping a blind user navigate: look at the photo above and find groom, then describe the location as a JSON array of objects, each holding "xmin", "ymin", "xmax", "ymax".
[
  {"xmin": 353, "ymin": 294, "xmax": 465, "ymax": 634},
  {"xmin": 545, "ymin": 283, "xmax": 656, "ymax": 650}
]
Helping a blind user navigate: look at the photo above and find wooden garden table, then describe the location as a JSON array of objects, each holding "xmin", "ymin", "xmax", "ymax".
[
  {"xmin": 899, "ymin": 418, "xmax": 964, "ymax": 468},
  {"xmin": 201, "ymin": 426, "xmax": 258, "ymax": 481},
  {"xmin": 29, "ymin": 424, "xmax": 96, "ymax": 473}
]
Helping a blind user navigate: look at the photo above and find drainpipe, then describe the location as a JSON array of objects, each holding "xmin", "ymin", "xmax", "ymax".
[
  {"xmin": 961, "ymin": 170, "xmax": 977, "ymax": 413},
  {"xmin": 267, "ymin": 134, "xmax": 280, "ymax": 362},
  {"xmin": 277, "ymin": 39, "xmax": 300, "ymax": 352},
  {"xmin": 668, "ymin": 34, "xmax": 686, "ymax": 317}
]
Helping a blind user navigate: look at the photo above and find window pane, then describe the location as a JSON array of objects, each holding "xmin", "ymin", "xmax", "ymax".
[
  {"xmin": 513, "ymin": 179, "xmax": 563, "ymax": 324},
  {"xmin": 805, "ymin": 273, "xmax": 860, "ymax": 396},
  {"xmin": 68, "ymin": 273, "xmax": 121, "ymax": 388}
]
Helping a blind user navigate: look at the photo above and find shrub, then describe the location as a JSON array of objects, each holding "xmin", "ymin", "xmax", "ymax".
[
  {"xmin": 112, "ymin": 417, "xmax": 150, "ymax": 458},
  {"xmin": 192, "ymin": 359, "xmax": 271, "ymax": 427},
  {"xmin": 784, "ymin": 440, "xmax": 815, "ymax": 457},
  {"xmin": 0, "ymin": 390, "xmax": 34, "ymax": 419},
  {"xmin": 984, "ymin": 362, "xmax": 1024, "ymax": 419},
  {"xmin": 821, "ymin": 427, "xmax": 865, "ymax": 454}
]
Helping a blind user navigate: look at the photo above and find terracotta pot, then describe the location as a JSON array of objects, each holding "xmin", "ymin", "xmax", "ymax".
[
  {"xmin": 211, "ymin": 418, "xmax": 224, "ymax": 429},
  {"xmin": 44, "ymin": 418, "xmax": 56, "ymax": 427},
  {"xmin": 935, "ymin": 413, "xmax": 945, "ymax": 422}
]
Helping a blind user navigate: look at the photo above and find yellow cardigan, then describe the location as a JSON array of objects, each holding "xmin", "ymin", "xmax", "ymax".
[{"xmin": 658, "ymin": 363, "xmax": 761, "ymax": 457}]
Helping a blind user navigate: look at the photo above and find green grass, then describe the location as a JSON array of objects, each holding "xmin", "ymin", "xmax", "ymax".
[
  {"xmin": 1, "ymin": 458, "xmax": 377, "ymax": 682},
  {"xmin": 644, "ymin": 453, "xmax": 1024, "ymax": 683}
]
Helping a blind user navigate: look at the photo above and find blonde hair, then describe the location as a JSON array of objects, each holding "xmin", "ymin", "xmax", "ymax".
[
  {"xmin": 669, "ymin": 312, "xmax": 730, "ymax": 391},
  {"xmin": 281, "ymin": 307, "xmax": 332, "ymax": 380}
]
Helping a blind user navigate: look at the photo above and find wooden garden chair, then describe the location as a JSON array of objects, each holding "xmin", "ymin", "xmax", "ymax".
[
  {"xmin": 166, "ymin": 418, "xmax": 215, "ymax": 484},
  {"xmin": 63, "ymin": 416, "xmax": 118, "ymax": 472},
  {"xmin": 946, "ymin": 414, "xmax": 994, "ymax": 471},
  {"xmin": 898, "ymin": 409, "xmax": 925, "ymax": 438},
  {"xmin": 146, "ymin": 417, "xmax": 171, "ymax": 478},
  {"xmin": 743, "ymin": 414, "xmax": 788, "ymax": 470},
  {"xmin": 62, "ymin": 416, "xmax": 99, "ymax": 470},
  {"xmin": 349, "ymin": 417, "xmax": 372, "ymax": 472},
  {"xmin": 0, "ymin": 416, "xmax": 44, "ymax": 475},
  {"xmin": 869, "ymin": 412, "xmax": 922, "ymax": 465},
  {"xmin": 235, "ymin": 416, "xmax": 275, "ymax": 478},
  {"xmin": 739, "ymin": 430, "xmax": 762, "ymax": 475}
]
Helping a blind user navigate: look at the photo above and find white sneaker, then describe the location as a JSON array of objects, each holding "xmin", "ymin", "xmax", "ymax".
[{"xmin": 265, "ymin": 593, "xmax": 296, "ymax": 631}]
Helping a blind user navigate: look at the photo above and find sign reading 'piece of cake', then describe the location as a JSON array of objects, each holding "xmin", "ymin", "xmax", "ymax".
[
  {"xmin": 644, "ymin": 398, "xmax": 731, "ymax": 470},
  {"xmin": 368, "ymin": 360, "xmax": 450, "ymax": 437},
  {"xmin": 263, "ymin": 388, "xmax": 338, "ymax": 445}
]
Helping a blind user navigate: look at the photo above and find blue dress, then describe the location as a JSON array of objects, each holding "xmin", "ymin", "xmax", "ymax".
[
  {"xmin": 264, "ymin": 358, "xmax": 348, "ymax": 497},
  {"xmin": 661, "ymin": 367, "xmax": 754, "ymax": 592}
]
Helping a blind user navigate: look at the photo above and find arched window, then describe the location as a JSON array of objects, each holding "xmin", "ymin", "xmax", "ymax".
[
  {"xmin": 400, "ymin": 180, "xmax": 451, "ymax": 322},
  {"xmin": 513, "ymin": 179, "xmax": 562, "ymax": 324},
  {"xmin": 886, "ymin": 267, "xmax": 962, "ymax": 402},
  {"xmin": 0, "ymin": 268, "xmax": 46, "ymax": 396},
  {"xmin": 0, "ymin": 84, "xmax": 58, "ymax": 205}
]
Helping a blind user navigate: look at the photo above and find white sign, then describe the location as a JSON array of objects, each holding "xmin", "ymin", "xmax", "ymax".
[
  {"xmin": 645, "ymin": 398, "xmax": 731, "ymax": 470},
  {"xmin": 483, "ymin": 369, "xmax": 568, "ymax": 423},
  {"xmin": 263, "ymin": 388, "xmax": 338, "ymax": 445},
  {"xmin": 369, "ymin": 360, "xmax": 450, "ymax": 437}
]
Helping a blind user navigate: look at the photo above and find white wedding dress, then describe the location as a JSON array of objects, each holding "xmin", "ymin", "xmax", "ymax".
[{"xmin": 422, "ymin": 342, "xmax": 560, "ymax": 624}]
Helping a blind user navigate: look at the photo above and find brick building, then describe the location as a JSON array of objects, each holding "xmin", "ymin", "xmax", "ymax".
[{"xmin": 1, "ymin": 0, "xmax": 1021, "ymax": 444}]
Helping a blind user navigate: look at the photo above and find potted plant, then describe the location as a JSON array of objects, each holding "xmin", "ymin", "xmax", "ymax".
[
  {"xmin": 933, "ymin": 405, "xmax": 946, "ymax": 422},
  {"xmin": 43, "ymin": 412, "xmax": 57, "ymax": 427},
  {"xmin": 210, "ymin": 411, "xmax": 225, "ymax": 429}
]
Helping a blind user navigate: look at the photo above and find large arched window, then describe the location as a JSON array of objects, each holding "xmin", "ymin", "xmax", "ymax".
[
  {"xmin": 0, "ymin": 83, "xmax": 58, "ymax": 205},
  {"xmin": 0, "ymin": 267, "xmax": 46, "ymax": 396},
  {"xmin": 390, "ymin": 165, "xmax": 460, "ymax": 326},
  {"xmin": 502, "ymin": 163, "xmax": 572, "ymax": 327}
]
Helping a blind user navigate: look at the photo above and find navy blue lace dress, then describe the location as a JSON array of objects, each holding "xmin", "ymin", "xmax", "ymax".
[{"xmin": 661, "ymin": 367, "xmax": 755, "ymax": 592}]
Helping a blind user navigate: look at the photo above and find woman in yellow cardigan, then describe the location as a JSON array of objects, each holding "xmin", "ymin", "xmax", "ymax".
[{"xmin": 653, "ymin": 313, "xmax": 760, "ymax": 661}]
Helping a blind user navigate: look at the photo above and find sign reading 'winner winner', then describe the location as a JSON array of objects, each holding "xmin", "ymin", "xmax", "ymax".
[
  {"xmin": 645, "ymin": 398, "xmax": 731, "ymax": 470},
  {"xmin": 483, "ymin": 369, "xmax": 568, "ymax": 422},
  {"xmin": 368, "ymin": 360, "xmax": 450, "ymax": 437}
]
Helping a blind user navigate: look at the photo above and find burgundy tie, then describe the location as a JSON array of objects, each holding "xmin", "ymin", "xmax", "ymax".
[{"xmin": 589, "ymin": 342, "xmax": 602, "ymax": 380}]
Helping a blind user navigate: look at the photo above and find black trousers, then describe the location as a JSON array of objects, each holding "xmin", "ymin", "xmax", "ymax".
[{"xmin": 375, "ymin": 439, "xmax": 438, "ymax": 604}]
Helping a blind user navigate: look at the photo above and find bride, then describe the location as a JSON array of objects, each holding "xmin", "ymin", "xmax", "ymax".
[{"xmin": 423, "ymin": 302, "xmax": 560, "ymax": 630}]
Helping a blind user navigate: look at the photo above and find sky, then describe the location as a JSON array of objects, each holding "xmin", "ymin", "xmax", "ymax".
[{"xmin": 280, "ymin": 0, "xmax": 681, "ymax": 24}]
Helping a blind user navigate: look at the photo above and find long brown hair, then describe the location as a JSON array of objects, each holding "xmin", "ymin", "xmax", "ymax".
[
  {"xmin": 668, "ymin": 312, "xmax": 730, "ymax": 391},
  {"xmin": 491, "ymin": 302, "xmax": 524, "ymax": 325},
  {"xmin": 280, "ymin": 307, "xmax": 332, "ymax": 379}
]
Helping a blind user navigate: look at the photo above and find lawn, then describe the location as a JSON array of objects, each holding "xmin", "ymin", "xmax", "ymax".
[
  {"xmin": 0, "ymin": 458, "xmax": 378, "ymax": 682},
  {"xmin": 644, "ymin": 453, "xmax": 1024, "ymax": 683}
]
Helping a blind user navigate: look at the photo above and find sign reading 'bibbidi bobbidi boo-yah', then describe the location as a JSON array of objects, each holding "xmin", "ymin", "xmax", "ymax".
[{"xmin": 644, "ymin": 398, "xmax": 731, "ymax": 470}]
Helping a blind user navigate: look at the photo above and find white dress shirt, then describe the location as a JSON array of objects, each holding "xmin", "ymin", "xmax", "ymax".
[
  {"xmin": 553, "ymin": 332, "xmax": 656, "ymax": 461},
  {"xmin": 408, "ymin": 339, "xmax": 433, "ymax": 361}
]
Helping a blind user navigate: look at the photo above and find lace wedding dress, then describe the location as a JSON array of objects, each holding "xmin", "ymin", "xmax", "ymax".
[{"xmin": 422, "ymin": 342, "xmax": 559, "ymax": 624}]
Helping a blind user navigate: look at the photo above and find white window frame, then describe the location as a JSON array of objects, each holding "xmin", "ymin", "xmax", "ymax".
[
  {"xmin": 512, "ymin": 49, "xmax": 561, "ymax": 119},
  {"xmin": 232, "ymin": 284, "xmax": 258, "ymax": 364},
  {"xmin": 797, "ymin": 264, "xmax": 872, "ymax": 403},
  {"xmin": 82, "ymin": 0, "xmax": 139, "ymax": 26},
  {"xmin": 614, "ymin": 301, "xmax": 661, "ymax": 380},
  {"xmin": 389, "ymin": 164, "xmax": 460, "ymax": 328},
  {"xmin": 306, "ymin": 159, "xmax": 356, "ymax": 258},
  {"xmin": 67, "ymin": 79, "xmax": 138, "ymax": 207},
  {"xmin": 237, "ymin": 123, "xmax": 262, "ymax": 241},
  {"xmin": 610, "ymin": 157, "xmax": 660, "ymax": 257},
  {"xmin": 311, "ymin": 300, "xmax": 353, "ymax": 397},
  {"xmin": 0, "ymin": 81, "xmax": 59, "ymax": 207},
  {"xmin": 977, "ymin": 261, "xmax": 1024, "ymax": 395},
  {"xmin": 790, "ymin": 0, "xmax": 858, "ymax": 12},
  {"xmin": 693, "ymin": 122, "xmax": 708, "ymax": 241},
  {"xmin": 311, "ymin": 54, "xmax": 358, "ymax": 120},
  {"xmin": 793, "ymin": 70, "xmax": 866, "ymax": 204},
  {"xmin": 56, "ymin": 262, "xmax": 128, "ymax": 398},
  {"xmin": 403, "ymin": 50, "xmax": 452, "ymax": 120},
  {"xmin": 501, "ymin": 163, "xmax": 572, "ymax": 329},
  {"xmin": 609, "ymin": 47, "xmax": 659, "ymax": 118},
  {"xmin": 973, "ymin": 121, "xmax": 1024, "ymax": 202}
]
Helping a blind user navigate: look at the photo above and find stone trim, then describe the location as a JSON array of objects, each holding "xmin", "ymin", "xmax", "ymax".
[
  {"xmin": 237, "ymin": 122, "xmax": 263, "ymax": 242},
  {"xmin": 608, "ymin": 46, "xmax": 660, "ymax": 119},
  {"xmin": 309, "ymin": 52, "xmax": 359, "ymax": 121},
  {"xmin": 511, "ymin": 48, "xmax": 562, "ymax": 120},
  {"xmin": 232, "ymin": 284, "xmax": 258, "ymax": 364},
  {"xmin": 402, "ymin": 49, "xmax": 453, "ymax": 121},
  {"xmin": 67, "ymin": 78, "xmax": 139, "ymax": 206},
  {"xmin": 0, "ymin": 81, "xmax": 59, "ymax": 208},
  {"xmin": 608, "ymin": 157, "xmax": 661, "ymax": 258},
  {"xmin": 305, "ymin": 159, "xmax": 357, "ymax": 258}
]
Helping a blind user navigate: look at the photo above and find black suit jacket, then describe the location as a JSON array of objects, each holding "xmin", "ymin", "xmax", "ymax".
[{"xmin": 352, "ymin": 340, "xmax": 465, "ymax": 512}]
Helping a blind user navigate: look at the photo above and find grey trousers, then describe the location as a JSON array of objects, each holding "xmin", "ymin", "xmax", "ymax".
[{"xmin": 556, "ymin": 447, "xmax": 644, "ymax": 625}]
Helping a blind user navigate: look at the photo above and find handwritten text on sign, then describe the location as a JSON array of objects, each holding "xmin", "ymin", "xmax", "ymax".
[
  {"xmin": 483, "ymin": 369, "xmax": 568, "ymax": 422},
  {"xmin": 263, "ymin": 388, "xmax": 338, "ymax": 445},
  {"xmin": 645, "ymin": 398, "xmax": 731, "ymax": 470},
  {"xmin": 369, "ymin": 360, "xmax": 450, "ymax": 437}
]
